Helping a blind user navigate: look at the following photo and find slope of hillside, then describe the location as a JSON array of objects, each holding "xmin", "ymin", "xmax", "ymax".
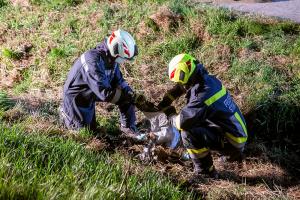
[{"xmin": 0, "ymin": 0, "xmax": 300, "ymax": 199}]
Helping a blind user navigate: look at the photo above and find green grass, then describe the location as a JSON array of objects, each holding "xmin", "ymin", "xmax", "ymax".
[
  {"xmin": 0, "ymin": 91, "xmax": 15, "ymax": 112},
  {"xmin": 0, "ymin": 0, "xmax": 7, "ymax": 8},
  {"xmin": 1, "ymin": 48, "xmax": 22, "ymax": 60},
  {"xmin": 0, "ymin": 124, "xmax": 192, "ymax": 199},
  {"xmin": 1, "ymin": 0, "xmax": 300, "ymax": 198},
  {"xmin": 29, "ymin": 0, "xmax": 83, "ymax": 10}
]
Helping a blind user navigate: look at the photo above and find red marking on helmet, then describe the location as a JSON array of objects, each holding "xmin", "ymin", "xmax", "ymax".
[
  {"xmin": 170, "ymin": 69, "xmax": 176, "ymax": 79},
  {"xmin": 123, "ymin": 43, "xmax": 130, "ymax": 57},
  {"xmin": 123, "ymin": 43, "xmax": 128, "ymax": 49},
  {"xmin": 124, "ymin": 49, "xmax": 130, "ymax": 57},
  {"xmin": 186, "ymin": 60, "xmax": 191, "ymax": 71},
  {"xmin": 109, "ymin": 32, "xmax": 115, "ymax": 44}
]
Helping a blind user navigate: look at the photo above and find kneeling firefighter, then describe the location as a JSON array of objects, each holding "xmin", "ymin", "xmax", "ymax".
[
  {"xmin": 158, "ymin": 53, "xmax": 248, "ymax": 178},
  {"xmin": 60, "ymin": 29, "xmax": 144, "ymax": 139}
]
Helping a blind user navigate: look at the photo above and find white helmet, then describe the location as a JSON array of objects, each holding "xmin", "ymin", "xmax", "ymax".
[{"xmin": 107, "ymin": 29, "xmax": 138, "ymax": 60}]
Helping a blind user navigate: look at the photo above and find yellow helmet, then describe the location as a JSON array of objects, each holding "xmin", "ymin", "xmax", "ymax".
[{"xmin": 168, "ymin": 54, "xmax": 197, "ymax": 84}]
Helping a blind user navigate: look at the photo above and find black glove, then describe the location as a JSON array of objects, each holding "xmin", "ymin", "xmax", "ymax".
[
  {"xmin": 118, "ymin": 91, "xmax": 146, "ymax": 105},
  {"xmin": 133, "ymin": 92, "xmax": 146, "ymax": 105},
  {"xmin": 162, "ymin": 106, "xmax": 176, "ymax": 118},
  {"xmin": 117, "ymin": 90, "xmax": 134, "ymax": 105},
  {"xmin": 158, "ymin": 98, "xmax": 172, "ymax": 110}
]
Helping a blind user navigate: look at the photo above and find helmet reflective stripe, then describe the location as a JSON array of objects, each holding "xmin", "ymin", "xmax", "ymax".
[
  {"xmin": 168, "ymin": 53, "xmax": 196, "ymax": 84},
  {"xmin": 107, "ymin": 29, "xmax": 137, "ymax": 59}
]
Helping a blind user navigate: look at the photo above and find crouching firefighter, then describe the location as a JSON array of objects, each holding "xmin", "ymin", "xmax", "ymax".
[
  {"xmin": 158, "ymin": 53, "xmax": 248, "ymax": 178},
  {"xmin": 60, "ymin": 29, "xmax": 143, "ymax": 139}
]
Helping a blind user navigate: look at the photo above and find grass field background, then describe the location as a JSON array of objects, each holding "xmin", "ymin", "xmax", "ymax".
[{"xmin": 0, "ymin": 0, "xmax": 299, "ymax": 199}]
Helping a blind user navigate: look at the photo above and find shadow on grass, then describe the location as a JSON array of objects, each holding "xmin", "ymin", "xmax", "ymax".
[
  {"xmin": 244, "ymin": 98, "xmax": 300, "ymax": 179},
  {"xmin": 218, "ymin": 169, "xmax": 299, "ymax": 190}
]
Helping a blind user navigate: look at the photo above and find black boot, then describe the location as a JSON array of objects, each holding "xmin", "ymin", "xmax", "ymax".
[{"xmin": 192, "ymin": 153, "xmax": 219, "ymax": 180}]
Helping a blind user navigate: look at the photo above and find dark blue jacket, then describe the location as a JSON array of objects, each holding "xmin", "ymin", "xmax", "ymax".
[
  {"xmin": 175, "ymin": 64, "xmax": 248, "ymax": 147},
  {"xmin": 62, "ymin": 40, "xmax": 132, "ymax": 128}
]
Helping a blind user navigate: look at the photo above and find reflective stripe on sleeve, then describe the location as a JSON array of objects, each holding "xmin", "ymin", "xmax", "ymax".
[
  {"xmin": 204, "ymin": 85, "xmax": 226, "ymax": 106},
  {"xmin": 187, "ymin": 148, "xmax": 209, "ymax": 159},
  {"xmin": 110, "ymin": 88, "xmax": 122, "ymax": 104},
  {"xmin": 166, "ymin": 93, "xmax": 175, "ymax": 101},
  {"xmin": 80, "ymin": 54, "xmax": 89, "ymax": 72},
  {"xmin": 234, "ymin": 112, "xmax": 248, "ymax": 136}
]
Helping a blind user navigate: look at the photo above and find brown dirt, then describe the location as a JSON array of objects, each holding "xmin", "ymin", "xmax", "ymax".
[
  {"xmin": 88, "ymin": 12, "xmax": 103, "ymax": 30},
  {"xmin": 149, "ymin": 6, "xmax": 184, "ymax": 32},
  {"xmin": 190, "ymin": 19, "xmax": 212, "ymax": 43},
  {"xmin": 0, "ymin": 42, "xmax": 34, "ymax": 89},
  {"xmin": 3, "ymin": 92, "xmax": 298, "ymax": 199},
  {"xmin": 1, "ymin": 105, "xmax": 26, "ymax": 122},
  {"xmin": 237, "ymin": 47, "xmax": 264, "ymax": 61},
  {"xmin": 10, "ymin": 0, "xmax": 30, "ymax": 7},
  {"xmin": 124, "ymin": 141, "xmax": 299, "ymax": 199},
  {"xmin": 136, "ymin": 21, "xmax": 153, "ymax": 39},
  {"xmin": 0, "ymin": 68, "xmax": 24, "ymax": 88},
  {"xmin": 86, "ymin": 138, "xmax": 108, "ymax": 152}
]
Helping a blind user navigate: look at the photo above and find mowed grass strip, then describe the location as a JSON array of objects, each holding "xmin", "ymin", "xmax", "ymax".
[{"xmin": 0, "ymin": 124, "xmax": 192, "ymax": 200}]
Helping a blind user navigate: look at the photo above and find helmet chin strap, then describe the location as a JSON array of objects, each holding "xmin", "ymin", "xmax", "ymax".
[{"xmin": 115, "ymin": 57, "xmax": 127, "ymax": 64}]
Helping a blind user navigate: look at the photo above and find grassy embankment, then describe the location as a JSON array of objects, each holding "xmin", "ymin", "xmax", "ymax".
[{"xmin": 0, "ymin": 0, "xmax": 299, "ymax": 199}]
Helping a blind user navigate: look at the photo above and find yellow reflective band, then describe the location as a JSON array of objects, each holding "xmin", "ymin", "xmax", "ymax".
[
  {"xmin": 234, "ymin": 112, "xmax": 248, "ymax": 136},
  {"xmin": 166, "ymin": 93, "xmax": 175, "ymax": 101},
  {"xmin": 175, "ymin": 115, "xmax": 182, "ymax": 131},
  {"xmin": 204, "ymin": 85, "xmax": 226, "ymax": 106},
  {"xmin": 225, "ymin": 132, "xmax": 247, "ymax": 144},
  {"xmin": 208, "ymin": 165, "xmax": 214, "ymax": 172},
  {"xmin": 187, "ymin": 147, "xmax": 209, "ymax": 155}
]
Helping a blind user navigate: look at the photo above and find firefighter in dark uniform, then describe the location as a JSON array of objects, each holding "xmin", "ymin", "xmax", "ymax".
[
  {"xmin": 158, "ymin": 54, "xmax": 248, "ymax": 178},
  {"xmin": 60, "ymin": 29, "xmax": 142, "ymax": 138}
]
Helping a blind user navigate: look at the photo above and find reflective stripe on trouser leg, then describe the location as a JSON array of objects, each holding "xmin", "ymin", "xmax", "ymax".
[
  {"xmin": 181, "ymin": 129, "xmax": 215, "ymax": 173},
  {"xmin": 181, "ymin": 130, "xmax": 210, "ymax": 159},
  {"xmin": 187, "ymin": 148, "xmax": 210, "ymax": 159},
  {"xmin": 225, "ymin": 112, "xmax": 248, "ymax": 148},
  {"xmin": 225, "ymin": 132, "xmax": 246, "ymax": 148}
]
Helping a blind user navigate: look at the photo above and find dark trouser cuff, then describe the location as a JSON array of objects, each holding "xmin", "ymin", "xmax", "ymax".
[{"xmin": 192, "ymin": 152, "xmax": 214, "ymax": 174}]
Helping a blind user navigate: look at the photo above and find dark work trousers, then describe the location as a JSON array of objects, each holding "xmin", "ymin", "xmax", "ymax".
[
  {"xmin": 181, "ymin": 120, "xmax": 230, "ymax": 172},
  {"xmin": 60, "ymin": 99, "xmax": 136, "ymax": 133}
]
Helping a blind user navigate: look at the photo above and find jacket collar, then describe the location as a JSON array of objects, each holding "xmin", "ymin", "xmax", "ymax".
[
  {"xmin": 96, "ymin": 39, "xmax": 116, "ymax": 68},
  {"xmin": 185, "ymin": 63, "xmax": 207, "ymax": 88}
]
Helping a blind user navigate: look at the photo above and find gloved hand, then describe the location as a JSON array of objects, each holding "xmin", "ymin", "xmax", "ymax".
[
  {"xmin": 162, "ymin": 106, "xmax": 176, "ymax": 118},
  {"xmin": 117, "ymin": 90, "xmax": 135, "ymax": 104},
  {"xmin": 132, "ymin": 92, "xmax": 146, "ymax": 105}
]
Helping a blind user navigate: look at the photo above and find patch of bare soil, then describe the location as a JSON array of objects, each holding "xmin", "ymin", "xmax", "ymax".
[
  {"xmin": 10, "ymin": 0, "xmax": 30, "ymax": 7},
  {"xmin": 86, "ymin": 137, "xmax": 108, "ymax": 152},
  {"xmin": 149, "ymin": 6, "xmax": 184, "ymax": 32},
  {"xmin": 1, "ymin": 105, "xmax": 26, "ymax": 122},
  {"xmin": 123, "ymin": 140, "xmax": 299, "ymax": 199},
  {"xmin": 238, "ymin": 47, "xmax": 264, "ymax": 61},
  {"xmin": 190, "ymin": 19, "xmax": 212, "ymax": 43},
  {"xmin": 0, "ymin": 43, "xmax": 34, "ymax": 89},
  {"xmin": 0, "ymin": 68, "xmax": 24, "ymax": 89}
]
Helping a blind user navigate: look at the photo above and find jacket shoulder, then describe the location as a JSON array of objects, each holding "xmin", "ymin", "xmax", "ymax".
[{"xmin": 83, "ymin": 48, "xmax": 101, "ymax": 63}]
